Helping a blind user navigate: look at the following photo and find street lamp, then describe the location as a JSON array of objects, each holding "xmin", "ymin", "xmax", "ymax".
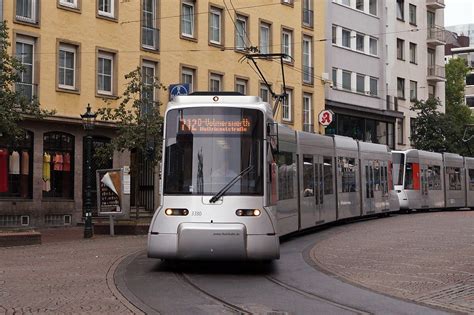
[{"xmin": 81, "ymin": 103, "xmax": 97, "ymax": 238}]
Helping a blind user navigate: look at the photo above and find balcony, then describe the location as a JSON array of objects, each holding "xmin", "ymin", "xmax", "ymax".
[
  {"xmin": 427, "ymin": 26, "xmax": 446, "ymax": 46},
  {"xmin": 302, "ymin": 9, "xmax": 313, "ymax": 28},
  {"xmin": 426, "ymin": 0, "xmax": 445, "ymax": 10},
  {"xmin": 427, "ymin": 65, "xmax": 446, "ymax": 82},
  {"xmin": 302, "ymin": 66, "xmax": 314, "ymax": 85}
]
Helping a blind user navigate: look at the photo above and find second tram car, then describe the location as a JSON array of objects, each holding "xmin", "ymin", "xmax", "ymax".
[{"xmin": 148, "ymin": 94, "xmax": 402, "ymax": 261}]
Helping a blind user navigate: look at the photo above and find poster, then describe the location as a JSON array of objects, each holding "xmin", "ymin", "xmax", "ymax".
[{"xmin": 96, "ymin": 169, "xmax": 123, "ymax": 215}]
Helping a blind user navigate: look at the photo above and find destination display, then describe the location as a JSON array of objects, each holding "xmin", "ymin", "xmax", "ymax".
[{"xmin": 179, "ymin": 116, "xmax": 253, "ymax": 134}]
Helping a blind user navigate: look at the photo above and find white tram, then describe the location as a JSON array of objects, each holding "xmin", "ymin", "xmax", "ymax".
[
  {"xmin": 148, "ymin": 94, "xmax": 399, "ymax": 261},
  {"xmin": 393, "ymin": 149, "xmax": 474, "ymax": 211}
]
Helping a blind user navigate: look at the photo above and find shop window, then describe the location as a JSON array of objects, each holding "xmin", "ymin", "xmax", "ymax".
[
  {"xmin": 43, "ymin": 132, "xmax": 74, "ymax": 199},
  {"xmin": 0, "ymin": 131, "xmax": 34, "ymax": 199}
]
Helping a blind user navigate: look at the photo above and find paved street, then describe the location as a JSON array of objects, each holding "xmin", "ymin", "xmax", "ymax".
[{"xmin": 311, "ymin": 211, "xmax": 474, "ymax": 314}]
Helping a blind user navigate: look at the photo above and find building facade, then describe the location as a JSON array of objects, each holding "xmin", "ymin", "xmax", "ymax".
[
  {"xmin": 325, "ymin": 0, "xmax": 401, "ymax": 149},
  {"xmin": 446, "ymin": 24, "xmax": 474, "ymax": 46},
  {"xmin": 1, "ymin": 0, "xmax": 326, "ymax": 228},
  {"xmin": 447, "ymin": 47, "xmax": 474, "ymax": 109},
  {"xmin": 386, "ymin": 0, "xmax": 446, "ymax": 148}
]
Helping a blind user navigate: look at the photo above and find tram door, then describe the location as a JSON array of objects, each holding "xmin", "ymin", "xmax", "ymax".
[
  {"xmin": 420, "ymin": 165, "xmax": 429, "ymax": 208},
  {"xmin": 364, "ymin": 160, "xmax": 375, "ymax": 214}
]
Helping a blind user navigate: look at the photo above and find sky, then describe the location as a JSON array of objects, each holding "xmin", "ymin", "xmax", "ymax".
[{"xmin": 444, "ymin": 0, "xmax": 474, "ymax": 26}]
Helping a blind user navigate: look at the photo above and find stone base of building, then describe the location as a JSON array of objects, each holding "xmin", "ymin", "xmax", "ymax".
[{"xmin": 0, "ymin": 230, "xmax": 41, "ymax": 247}]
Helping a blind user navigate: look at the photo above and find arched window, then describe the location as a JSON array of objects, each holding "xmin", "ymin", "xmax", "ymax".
[
  {"xmin": 0, "ymin": 130, "xmax": 34, "ymax": 199},
  {"xmin": 43, "ymin": 132, "xmax": 74, "ymax": 199}
]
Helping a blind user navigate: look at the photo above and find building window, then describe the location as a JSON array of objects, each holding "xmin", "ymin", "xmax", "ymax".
[
  {"xmin": 260, "ymin": 83, "xmax": 270, "ymax": 102},
  {"xmin": 97, "ymin": 51, "xmax": 114, "ymax": 95},
  {"xmin": 15, "ymin": 36, "xmax": 36, "ymax": 101},
  {"xmin": 0, "ymin": 131, "xmax": 34, "ymax": 199},
  {"xmin": 181, "ymin": 1, "xmax": 195, "ymax": 38},
  {"xmin": 59, "ymin": 0, "xmax": 78, "ymax": 9},
  {"xmin": 397, "ymin": 77, "xmax": 405, "ymax": 99},
  {"xmin": 302, "ymin": 36, "xmax": 313, "ymax": 84},
  {"xmin": 409, "ymin": 42, "xmax": 417, "ymax": 63},
  {"xmin": 235, "ymin": 78, "xmax": 247, "ymax": 95},
  {"xmin": 466, "ymin": 96, "xmax": 474, "ymax": 108},
  {"xmin": 98, "ymin": 0, "xmax": 114, "ymax": 18},
  {"xmin": 259, "ymin": 22, "xmax": 271, "ymax": 54},
  {"xmin": 410, "ymin": 80, "xmax": 417, "ymax": 101},
  {"xmin": 342, "ymin": 29, "xmax": 351, "ymax": 48},
  {"xmin": 282, "ymin": 89, "xmax": 292, "ymax": 121},
  {"xmin": 370, "ymin": 77, "xmax": 378, "ymax": 96},
  {"xmin": 369, "ymin": 0, "xmax": 377, "ymax": 15},
  {"xmin": 181, "ymin": 66, "xmax": 195, "ymax": 92},
  {"xmin": 209, "ymin": 7, "xmax": 222, "ymax": 45},
  {"xmin": 356, "ymin": 74, "xmax": 365, "ymax": 93},
  {"xmin": 332, "ymin": 25, "xmax": 337, "ymax": 44},
  {"xmin": 342, "ymin": 70, "xmax": 351, "ymax": 90},
  {"xmin": 42, "ymin": 132, "xmax": 74, "ymax": 199},
  {"xmin": 369, "ymin": 37, "xmax": 378, "ymax": 55},
  {"xmin": 356, "ymin": 0, "xmax": 364, "ymax": 11},
  {"xmin": 428, "ymin": 84, "xmax": 435, "ymax": 99},
  {"xmin": 142, "ymin": 0, "xmax": 159, "ymax": 50},
  {"xmin": 356, "ymin": 33, "xmax": 364, "ymax": 52},
  {"xmin": 409, "ymin": 4, "xmax": 416, "ymax": 25},
  {"xmin": 235, "ymin": 15, "xmax": 248, "ymax": 51},
  {"xmin": 397, "ymin": 119, "xmax": 404, "ymax": 144},
  {"xmin": 282, "ymin": 29, "xmax": 293, "ymax": 62},
  {"xmin": 332, "ymin": 68, "xmax": 338, "ymax": 89},
  {"xmin": 209, "ymin": 73, "xmax": 222, "ymax": 92},
  {"xmin": 397, "ymin": 38, "xmax": 404, "ymax": 60},
  {"xmin": 16, "ymin": 0, "xmax": 38, "ymax": 23},
  {"xmin": 142, "ymin": 61, "xmax": 156, "ymax": 108},
  {"xmin": 303, "ymin": 93, "xmax": 312, "ymax": 132},
  {"xmin": 302, "ymin": 0, "xmax": 313, "ymax": 27},
  {"xmin": 396, "ymin": 0, "xmax": 404, "ymax": 20},
  {"xmin": 466, "ymin": 73, "xmax": 474, "ymax": 86},
  {"xmin": 58, "ymin": 44, "xmax": 77, "ymax": 90},
  {"xmin": 341, "ymin": 0, "xmax": 350, "ymax": 5}
]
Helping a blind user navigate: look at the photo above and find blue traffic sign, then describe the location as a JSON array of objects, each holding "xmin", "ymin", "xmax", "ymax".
[{"xmin": 169, "ymin": 84, "xmax": 190, "ymax": 100}]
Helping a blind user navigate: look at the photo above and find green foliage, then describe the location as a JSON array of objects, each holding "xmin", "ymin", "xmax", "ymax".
[
  {"xmin": 95, "ymin": 67, "xmax": 165, "ymax": 166},
  {"xmin": 409, "ymin": 98, "xmax": 448, "ymax": 152},
  {"xmin": 0, "ymin": 21, "xmax": 53, "ymax": 144}
]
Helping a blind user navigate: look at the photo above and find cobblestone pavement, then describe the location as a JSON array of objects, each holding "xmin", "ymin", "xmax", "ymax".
[
  {"xmin": 0, "ymin": 229, "xmax": 146, "ymax": 314},
  {"xmin": 311, "ymin": 211, "xmax": 474, "ymax": 314}
]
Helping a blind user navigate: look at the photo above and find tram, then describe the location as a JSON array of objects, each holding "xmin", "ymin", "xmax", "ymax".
[{"xmin": 148, "ymin": 93, "xmax": 401, "ymax": 261}]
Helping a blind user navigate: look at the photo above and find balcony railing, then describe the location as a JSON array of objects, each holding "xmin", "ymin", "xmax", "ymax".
[
  {"xmin": 302, "ymin": 9, "xmax": 313, "ymax": 28},
  {"xmin": 302, "ymin": 66, "xmax": 314, "ymax": 85},
  {"xmin": 427, "ymin": 26, "xmax": 446, "ymax": 45},
  {"xmin": 142, "ymin": 27, "xmax": 160, "ymax": 51},
  {"xmin": 427, "ymin": 65, "xmax": 445, "ymax": 81},
  {"xmin": 426, "ymin": 0, "xmax": 445, "ymax": 10}
]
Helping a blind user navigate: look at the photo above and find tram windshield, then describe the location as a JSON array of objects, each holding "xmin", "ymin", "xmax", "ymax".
[
  {"xmin": 163, "ymin": 107, "xmax": 264, "ymax": 196},
  {"xmin": 392, "ymin": 153, "xmax": 405, "ymax": 186}
]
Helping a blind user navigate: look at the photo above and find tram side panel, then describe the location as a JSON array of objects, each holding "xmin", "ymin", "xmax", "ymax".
[
  {"xmin": 418, "ymin": 151, "xmax": 445, "ymax": 209},
  {"xmin": 443, "ymin": 153, "xmax": 466, "ymax": 209},
  {"xmin": 465, "ymin": 157, "xmax": 474, "ymax": 208},
  {"xmin": 333, "ymin": 136, "xmax": 361, "ymax": 220}
]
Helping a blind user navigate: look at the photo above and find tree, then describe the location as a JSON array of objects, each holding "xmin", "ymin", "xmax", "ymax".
[
  {"xmin": 444, "ymin": 58, "xmax": 474, "ymax": 155},
  {"xmin": 96, "ymin": 67, "xmax": 165, "ymax": 216},
  {"xmin": 0, "ymin": 21, "xmax": 53, "ymax": 143},
  {"xmin": 409, "ymin": 98, "xmax": 448, "ymax": 152}
]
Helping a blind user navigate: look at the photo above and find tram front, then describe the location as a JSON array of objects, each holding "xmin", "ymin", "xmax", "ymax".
[{"xmin": 148, "ymin": 98, "xmax": 279, "ymax": 260}]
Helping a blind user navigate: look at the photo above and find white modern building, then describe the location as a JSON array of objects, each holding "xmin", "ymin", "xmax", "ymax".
[{"xmin": 386, "ymin": 0, "xmax": 446, "ymax": 148}]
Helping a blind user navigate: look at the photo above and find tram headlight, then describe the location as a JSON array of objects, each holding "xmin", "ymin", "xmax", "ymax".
[
  {"xmin": 164, "ymin": 208, "xmax": 189, "ymax": 216},
  {"xmin": 236, "ymin": 209, "xmax": 261, "ymax": 217}
]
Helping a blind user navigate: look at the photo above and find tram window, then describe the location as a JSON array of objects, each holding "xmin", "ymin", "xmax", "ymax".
[
  {"xmin": 427, "ymin": 166, "xmax": 434, "ymax": 190},
  {"xmin": 339, "ymin": 157, "xmax": 356, "ymax": 193},
  {"xmin": 446, "ymin": 167, "xmax": 462, "ymax": 191},
  {"xmin": 404, "ymin": 163, "xmax": 414, "ymax": 189},
  {"xmin": 277, "ymin": 151, "xmax": 295, "ymax": 200},
  {"xmin": 392, "ymin": 153, "xmax": 404, "ymax": 186},
  {"xmin": 374, "ymin": 163, "xmax": 381, "ymax": 191},
  {"xmin": 303, "ymin": 155, "xmax": 314, "ymax": 197},
  {"xmin": 469, "ymin": 169, "xmax": 474, "ymax": 191},
  {"xmin": 323, "ymin": 156, "xmax": 333, "ymax": 195},
  {"xmin": 432, "ymin": 165, "xmax": 442, "ymax": 190}
]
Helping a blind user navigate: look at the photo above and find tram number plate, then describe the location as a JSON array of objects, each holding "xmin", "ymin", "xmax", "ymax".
[{"xmin": 192, "ymin": 211, "xmax": 202, "ymax": 216}]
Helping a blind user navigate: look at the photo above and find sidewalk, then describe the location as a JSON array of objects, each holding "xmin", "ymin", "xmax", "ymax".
[{"xmin": 0, "ymin": 228, "xmax": 146, "ymax": 314}]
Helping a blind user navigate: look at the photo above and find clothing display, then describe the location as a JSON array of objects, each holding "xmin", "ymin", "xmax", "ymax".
[
  {"xmin": 43, "ymin": 152, "xmax": 51, "ymax": 192},
  {"xmin": 20, "ymin": 174, "xmax": 29, "ymax": 198},
  {"xmin": 53, "ymin": 153, "xmax": 63, "ymax": 171},
  {"xmin": 0, "ymin": 149, "xmax": 8, "ymax": 193},
  {"xmin": 21, "ymin": 150, "xmax": 29, "ymax": 175},
  {"xmin": 9, "ymin": 151, "xmax": 20, "ymax": 175},
  {"xmin": 63, "ymin": 153, "xmax": 71, "ymax": 172}
]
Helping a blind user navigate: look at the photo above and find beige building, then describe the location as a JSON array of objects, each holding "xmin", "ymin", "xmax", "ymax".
[{"xmin": 0, "ymin": 0, "xmax": 325, "ymax": 228}]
